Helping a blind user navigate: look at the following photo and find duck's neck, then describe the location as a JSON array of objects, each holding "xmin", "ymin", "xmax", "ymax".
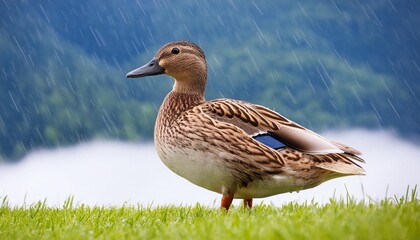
[
  {"xmin": 172, "ymin": 72, "xmax": 207, "ymax": 95},
  {"xmin": 156, "ymin": 91, "xmax": 205, "ymax": 127}
]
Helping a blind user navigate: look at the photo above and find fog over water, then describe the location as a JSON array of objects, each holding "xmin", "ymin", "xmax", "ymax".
[{"xmin": 0, "ymin": 129, "xmax": 419, "ymax": 207}]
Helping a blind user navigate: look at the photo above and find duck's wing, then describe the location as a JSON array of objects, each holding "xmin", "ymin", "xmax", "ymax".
[{"xmin": 200, "ymin": 98, "xmax": 364, "ymax": 160}]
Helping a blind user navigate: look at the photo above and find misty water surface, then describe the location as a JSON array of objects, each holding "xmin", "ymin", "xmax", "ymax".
[{"xmin": 0, "ymin": 129, "xmax": 419, "ymax": 207}]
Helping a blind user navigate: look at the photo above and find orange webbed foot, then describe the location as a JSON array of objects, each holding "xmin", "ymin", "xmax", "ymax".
[{"xmin": 221, "ymin": 195, "xmax": 234, "ymax": 211}]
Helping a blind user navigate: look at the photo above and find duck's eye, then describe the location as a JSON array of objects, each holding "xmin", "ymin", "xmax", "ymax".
[{"xmin": 171, "ymin": 48, "xmax": 180, "ymax": 54}]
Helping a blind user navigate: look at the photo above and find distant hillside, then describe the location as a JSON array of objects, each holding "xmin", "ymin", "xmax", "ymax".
[{"xmin": 1, "ymin": 0, "xmax": 419, "ymax": 160}]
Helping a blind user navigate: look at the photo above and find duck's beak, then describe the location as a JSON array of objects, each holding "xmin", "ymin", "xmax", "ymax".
[{"xmin": 126, "ymin": 58, "xmax": 164, "ymax": 78}]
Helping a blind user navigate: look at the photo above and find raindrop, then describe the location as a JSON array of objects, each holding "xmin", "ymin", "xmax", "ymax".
[
  {"xmin": 292, "ymin": 51, "xmax": 304, "ymax": 71},
  {"xmin": 387, "ymin": 0, "xmax": 397, "ymax": 12},
  {"xmin": 387, "ymin": 98, "xmax": 400, "ymax": 118},
  {"xmin": 118, "ymin": 7, "xmax": 128, "ymax": 24},
  {"xmin": 66, "ymin": 80, "xmax": 76, "ymax": 94},
  {"xmin": 245, "ymin": 48, "xmax": 260, "ymax": 74},
  {"xmin": 113, "ymin": 57, "xmax": 123, "ymax": 74},
  {"xmin": 89, "ymin": 26, "xmax": 102, "ymax": 47},
  {"xmin": 330, "ymin": 0, "xmax": 343, "ymax": 15},
  {"xmin": 135, "ymin": 0, "xmax": 147, "ymax": 16},
  {"xmin": 297, "ymin": 1, "xmax": 308, "ymax": 17},
  {"xmin": 54, "ymin": 50, "xmax": 63, "ymax": 66},
  {"xmin": 8, "ymin": 91, "xmax": 19, "ymax": 113},
  {"xmin": 184, "ymin": 24, "xmax": 192, "ymax": 38},
  {"xmin": 307, "ymin": 77, "xmax": 316, "ymax": 94},
  {"xmin": 36, "ymin": 127, "xmax": 45, "ymax": 144},
  {"xmin": 315, "ymin": 66, "xmax": 330, "ymax": 91},
  {"xmin": 370, "ymin": 103, "xmax": 383, "ymax": 123},
  {"xmin": 12, "ymin": 35, "xmax": 28, "ymax": 65},
  {"xmin": 380, "ymin": 78, "xmax": 393, "ymax": 97},
  {"xmin": 403, "ymin": 78, "xmax": 416, "ymax": 97},
  {"xmin": 252, "ymin": 1, "xmax": 263, "ymax": 15},
  {"xmin": 285, "ymin": 86, "xmax": 297, "ymax": 104},
  {"xmin": 39, "ymin": 4, "xmax": 50, "ymax": 23},
  {"xmin": 351, "ymin": 87, "xmax": 364, "ymax": 106},
  {"xmin": 217, "ymin": 15, "xmax": 225, "ymax": 28}
]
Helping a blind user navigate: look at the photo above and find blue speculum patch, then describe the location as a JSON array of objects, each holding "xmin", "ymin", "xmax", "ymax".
[{"xmin": 253, "ymin": 133, "xmax": 286, "ymax": 150}]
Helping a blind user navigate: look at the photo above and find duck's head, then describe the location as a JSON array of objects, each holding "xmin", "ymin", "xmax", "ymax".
[{"xmin": 127, "ymin": 41, "xmax": 207, "ymax": 95}]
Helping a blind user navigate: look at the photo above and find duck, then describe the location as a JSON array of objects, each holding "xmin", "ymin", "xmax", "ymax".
[{"xmin": 127, "ymin": 41, "xmax": 365, "ymax": 210}]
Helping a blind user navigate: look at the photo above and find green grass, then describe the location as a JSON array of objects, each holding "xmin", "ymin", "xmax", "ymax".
[{"xmin": 1, "ymin": 189, "xmax": 419, "ymax": 240}]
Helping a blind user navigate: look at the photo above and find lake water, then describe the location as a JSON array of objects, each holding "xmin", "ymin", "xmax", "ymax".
[{"xmin": 0, "ymin": 129, "xmax": 419, "ymax": 207}]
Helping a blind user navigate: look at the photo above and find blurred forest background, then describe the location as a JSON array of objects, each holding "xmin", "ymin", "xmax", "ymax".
[{"xmin": 0, "ymin": 0, "xmax": 419, "ymax": 161}]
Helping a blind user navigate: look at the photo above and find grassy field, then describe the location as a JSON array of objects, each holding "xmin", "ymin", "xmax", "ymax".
[{"xmin": 1, "ymin": 190, "xmax": 419, "ymax": 240}]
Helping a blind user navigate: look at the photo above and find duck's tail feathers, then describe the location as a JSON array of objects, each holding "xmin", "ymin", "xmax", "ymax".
[
  {"xmin": 314, "ymin": 153, "xmax": 366, "ymax": 176},
  {"xmin": 331, "ymin": 141, "xmax": 365, "ymax": 163}
]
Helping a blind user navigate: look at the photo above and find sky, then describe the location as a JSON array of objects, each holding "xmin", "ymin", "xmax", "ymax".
[{"xmin": 0, "ymin": 129, "xmax": 419, "ymax": 208}]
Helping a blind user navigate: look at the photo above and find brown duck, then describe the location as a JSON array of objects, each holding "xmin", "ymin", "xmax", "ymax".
[{"xmin": 127, "ymin": 41, "xmax": 365, "ymax": 210}]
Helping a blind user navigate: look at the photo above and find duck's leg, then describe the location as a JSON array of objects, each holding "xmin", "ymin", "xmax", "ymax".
[
  {"xmin": 243, "ymin": 198, "xmax": 253, "ymax": 208},
  {"xmin": 221, "ymin": 195, "xmax": 234, "ymax": 210}
]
